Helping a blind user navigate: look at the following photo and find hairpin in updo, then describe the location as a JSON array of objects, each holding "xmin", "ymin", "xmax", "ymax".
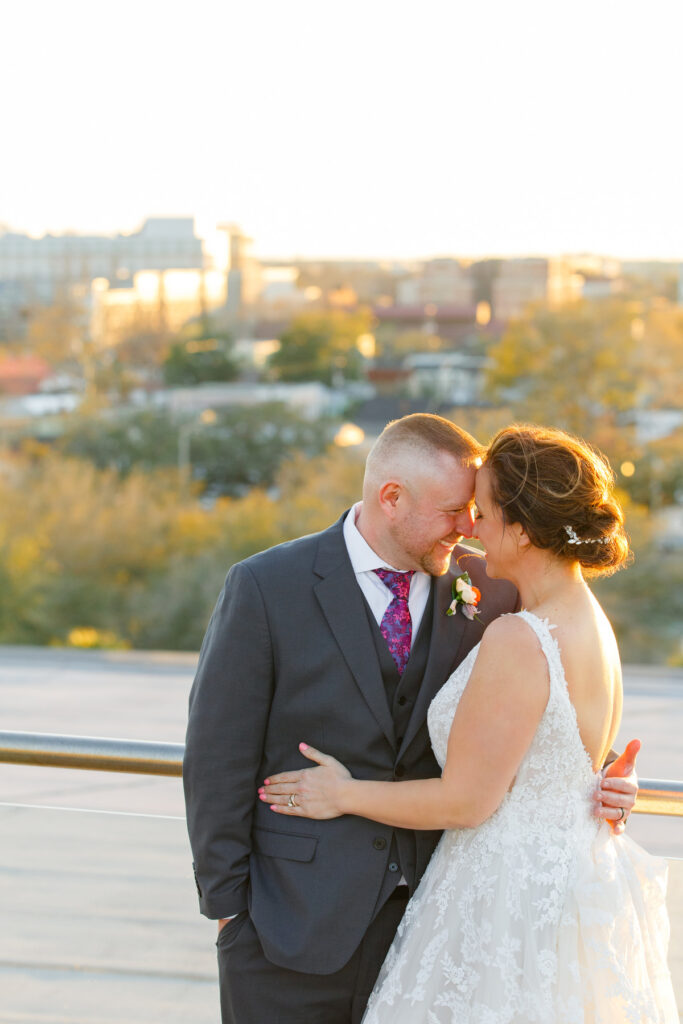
[{"xmin": 564, "ymin": 525, "xmax": 609, "ymax": 545}]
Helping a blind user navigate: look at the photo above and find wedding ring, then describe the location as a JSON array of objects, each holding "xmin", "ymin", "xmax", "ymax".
[
  {"xmin": 617, "ymin": 806, "xmax": 626, "ymax": 821},
  {"xmin": 287, "ymin": 794, "xmax": 298, "ymax": 808}
]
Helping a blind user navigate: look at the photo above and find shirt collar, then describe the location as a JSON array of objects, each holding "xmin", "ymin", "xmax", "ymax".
[{"xmin": 343, "ymin": 501, "xmax": 404, "ymax": 574}]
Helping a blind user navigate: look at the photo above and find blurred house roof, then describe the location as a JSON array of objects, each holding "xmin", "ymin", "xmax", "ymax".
[
  {"xmin": 0, "ymin": 355, "xmax": 52, "ymax": 395},
  {"xmin": 350, "ymin": 396, "xmax": 453, "ymax": 440}
]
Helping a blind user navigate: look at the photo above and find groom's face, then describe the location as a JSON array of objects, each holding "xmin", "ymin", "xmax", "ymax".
[{"xmin": 390, "ymin": 456, "xmax": 476, "ymax": 576}]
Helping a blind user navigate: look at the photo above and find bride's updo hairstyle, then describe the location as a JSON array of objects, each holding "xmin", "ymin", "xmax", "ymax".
[{"xmin": 484, "ymin": 425, "xmax": 629, "ymax": 576}]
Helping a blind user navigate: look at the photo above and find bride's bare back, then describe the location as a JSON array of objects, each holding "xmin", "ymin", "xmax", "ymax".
[{"xmin": 533, "ymin": 588, "xmax": 622, "ymax": 772}]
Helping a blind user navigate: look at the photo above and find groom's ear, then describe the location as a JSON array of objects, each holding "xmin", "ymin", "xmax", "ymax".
[{"xmin": 378, "ymin": 480, "xmax": 402, "ymax": 514}]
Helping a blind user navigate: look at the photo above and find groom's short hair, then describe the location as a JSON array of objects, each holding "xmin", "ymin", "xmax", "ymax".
[{"xmin": 365, "ymin": 414, "xmax": 483, "ymax": 482}]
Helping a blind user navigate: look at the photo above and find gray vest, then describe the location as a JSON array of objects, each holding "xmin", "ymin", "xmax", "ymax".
[{"xmin": 363, "ymin": 586, "xmax": 435, "ymax": 907}]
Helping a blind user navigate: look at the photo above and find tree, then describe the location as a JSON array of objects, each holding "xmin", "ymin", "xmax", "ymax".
[
  {"xmin": 591, "ymin": 496, "xmax": 683, "ymax": 664},
  {"xmin": 485, "ymin": 300, "xmax": 640, "ymax": 444},
  {"xmin": 162, "ymin": 319, "xmax": 239, "ymax": 386},
  {"xmin": 0, "ymin": 454, "xmax": 183, "ymax": 645},
  {"xmin": 0, "ymin": 440, "xmax": 366, "ymax": 650},
  {"xmin": 633, "ymin": 305, "xmax": 683, "ymax": 410},
  {"xmin": 618, "ymin": 428, "xmax": 683, "ymax": 509},
  {"xmin": 23, "ymin": 298, "xmax": 86, "ymax": 367},
  {"xmin": 268, "ymin": 309, "xmax": 374, "ymax": 384},
  {"xmin": 58, "ymin": 403, "xmax": 336, "ymax": 495},
  {"xmin": 163, "ymin": 338, "xmax": 239, "ymax": 386},
  {"xmin": 59, "ymin": 409, "xmax": 179, "ymax": 474},
  {"xmin": 378, "ymin": 330, "xmax": 446, "ymax": 360},
  {"xmin": 186, "ymin": 404, "xmax": 336, "ymax": 494},
  {"xmin": 485, "ymin": 298, "xmax": 683, "ymax": 505}
]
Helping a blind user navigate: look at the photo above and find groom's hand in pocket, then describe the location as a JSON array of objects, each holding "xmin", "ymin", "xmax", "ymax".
[
  {"xmin": 597, "ymin": 738, "xmax": 640, "ymax": 835},
  {"xmin": 217, "ymin": 914, "xmax": 239, "ymax": 935}
]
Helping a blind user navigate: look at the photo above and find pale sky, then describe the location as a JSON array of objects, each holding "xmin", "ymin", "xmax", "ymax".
[{"xmin": 3, "ymin": 0, "xmax": 682, "ymax": 261}]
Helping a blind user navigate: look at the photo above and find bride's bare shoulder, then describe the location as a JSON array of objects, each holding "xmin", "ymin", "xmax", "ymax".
[
  {"xmin": 481, "ymin": 611, "xmax": 534, "ymax": 641},
  {"xmin": 477, "ymin": 614, "xmax": 546, "ymax": 672}
]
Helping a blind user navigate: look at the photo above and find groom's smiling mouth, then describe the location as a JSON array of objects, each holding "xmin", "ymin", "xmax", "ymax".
[{"xmin": 439, "ymin": 537, "xmax": 460, "ymax": 549}]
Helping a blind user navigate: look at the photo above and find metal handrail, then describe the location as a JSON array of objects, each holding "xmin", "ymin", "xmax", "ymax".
[
  {"xmin": 0, "ymin": 730, "xmax": 183, "ymax": 777},
  {"xmin": 0, "ymin": 730, "xmax": 682, "ymax": 817}
]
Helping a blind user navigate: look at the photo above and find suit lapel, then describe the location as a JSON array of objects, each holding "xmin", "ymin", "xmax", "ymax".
[
  {"xmin": 398, "ymin": 572, "xmax": 467, "ymax": 758},
  {"xmin": 313, "ymin": 517, "xmax": 396, "ymax": 747}
]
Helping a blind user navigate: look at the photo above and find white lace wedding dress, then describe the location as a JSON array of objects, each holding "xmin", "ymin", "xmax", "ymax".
[{"xmin": 363, "ymin": 611, "xmax": 678, "ymax": 1023}]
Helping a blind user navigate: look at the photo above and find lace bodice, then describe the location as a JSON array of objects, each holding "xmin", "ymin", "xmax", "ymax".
[{"xmin": 363, "ymin": 611, "xmax": 677, "ymax": 1023}]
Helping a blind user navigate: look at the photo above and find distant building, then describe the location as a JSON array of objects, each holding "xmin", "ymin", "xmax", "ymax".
[
  {"xmin": 491, "ymin": 258, "xmax": 582, "ymax": 320},
  {"xmin": 403, "ymin": 351, "xmax": 490, "ymax": 406},
  {"xmin": 630, "ymin": 408, "xmax": 683, "ymax": 445},
  {"xmin": 621, "ymin": 260, "xmax": 679, "ymax": 289},
  {"xmin": 394, "ymin": 257, "xmax": 588, "ymax": 324},
  {"xmin": 258, "ymin": 267, "xmax": 310, "ymax": 312},
  {"xmin": 0, "ymin": 390, "xmax": 81, "ymax": 420},
  {"xmin": 152, "ymin": 381, "xmax": 345, "ymax": 420},
  {"xmin": 349, "ymin": 396, "xmax": 454, "ymax": 442},
  {"xmin": 90, "ymin": 269, "xmax": 226, "ymax": 347},
  {"xmin": 654, "ymin": 505, "xmax": 683, "ymax": 554},
  {"xmin": 0, "ymin": 354, "xmax": 52, "ymax": 395},
  {"xmin": 232, "ymin": 337, "xmax": 281, "ymax": 369},
  {"xmin": 0, "ymin": 218, "xmax": 205, "ymax": 307},
  {"xmin": 221, "ymin": 225, "xmax": 263, "ymax": 314},
  {"xmin": 397, "ymin": 258, "xmax": 473, "ymax": 307},
  {"xmin": 372, "ymin": 303, "xmax": 481, "ymax": 346},
  {"xmin": 579, "ymin": 275, "xmax": 623, "ymax": 300}
]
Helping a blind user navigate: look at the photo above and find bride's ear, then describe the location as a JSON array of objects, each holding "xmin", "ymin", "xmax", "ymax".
[{"xmin": 510, "ymin": 521, "xmax": 531, "ymax": 551}]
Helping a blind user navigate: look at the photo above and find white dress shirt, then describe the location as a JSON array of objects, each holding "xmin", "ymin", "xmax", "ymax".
[{"xmin": 342, "ymin": 502, "xmax": 431, "ymax": 643}]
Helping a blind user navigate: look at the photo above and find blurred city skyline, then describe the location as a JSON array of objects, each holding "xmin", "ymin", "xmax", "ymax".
[{"xmin": 4, "ymin": 0, "xmax": 682, "ymax": 260}]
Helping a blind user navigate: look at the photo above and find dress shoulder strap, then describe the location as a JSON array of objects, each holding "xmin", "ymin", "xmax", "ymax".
[{"xmin": 514, "ymin": 610, "xmax": 568, "ymax": 695}]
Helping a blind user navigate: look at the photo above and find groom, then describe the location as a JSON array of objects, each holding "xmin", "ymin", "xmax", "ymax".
[{"xmin": 183, "ymin": 413, "xmax": 637, "ymax": 1024}]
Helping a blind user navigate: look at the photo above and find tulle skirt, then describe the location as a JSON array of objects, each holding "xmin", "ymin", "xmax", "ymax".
[{"xmin": 362, "ymin": 825, "xmax": 678, "ymax": 1023}]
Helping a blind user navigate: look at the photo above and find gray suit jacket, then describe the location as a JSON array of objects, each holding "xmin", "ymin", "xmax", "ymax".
[{"xmin": 183, "ymin": 512, "xmax": 518, "ymax": 974}]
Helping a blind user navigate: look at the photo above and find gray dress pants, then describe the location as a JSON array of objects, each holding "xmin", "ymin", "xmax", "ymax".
[{"xmin": 217, "ymin": 889, "xmax": 409, "ymax": 1024}]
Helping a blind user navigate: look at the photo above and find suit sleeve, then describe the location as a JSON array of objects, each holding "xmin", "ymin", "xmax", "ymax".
[{"xmin": 183, "ymin": 561, "xmax": 274, "ymax": 919}]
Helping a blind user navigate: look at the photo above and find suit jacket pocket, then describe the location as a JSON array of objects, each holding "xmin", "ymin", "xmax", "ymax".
[{"xmin": 252, "ymin": 826, "xmax": 318, "ymax": 862}]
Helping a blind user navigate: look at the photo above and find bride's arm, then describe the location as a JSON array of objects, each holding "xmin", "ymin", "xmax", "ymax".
[{"xmin": 261, "ymin": 617, "xmax": 549, "ymax": 830}]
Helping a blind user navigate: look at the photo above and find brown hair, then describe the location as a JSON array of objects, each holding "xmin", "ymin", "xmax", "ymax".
[
  {"xmin": 368, "ymin": 413, "xmax": 484, "ymax": 470},
  {"xmin": 484, "ymin": 424, "xmax": 629, "ymax": 576}
]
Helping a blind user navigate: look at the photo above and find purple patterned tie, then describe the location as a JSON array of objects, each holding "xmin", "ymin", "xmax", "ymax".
[{"xmin": 374, "ymin": 569, "xmax": 415, "ymax": 676}]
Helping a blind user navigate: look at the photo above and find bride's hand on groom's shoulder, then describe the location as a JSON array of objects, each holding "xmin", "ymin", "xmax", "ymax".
[
  {"xmin": 596, "ymin": 739, "xmax": 641, "ymax": 835},
  {"xmin": 258, "ymin": 743, "xmax": 353, "ymax": 820}
]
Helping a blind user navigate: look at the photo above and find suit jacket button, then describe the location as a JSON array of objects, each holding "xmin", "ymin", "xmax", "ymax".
[
  {"xmin": 397, "ymin": 696, "xmax": 407, "ymax": 706},
  {"xmin": 373, "ymin": 837, "xmax": 387, "ymax": 851},
  {"xmin": 395, "ymin": 764, "xmax": 406, "ymax": 778}
]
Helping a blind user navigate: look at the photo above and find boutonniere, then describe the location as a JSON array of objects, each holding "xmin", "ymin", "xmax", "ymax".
[{"xmin": 446, "ymin": 572, "xmax": 482, "ymax": 621}]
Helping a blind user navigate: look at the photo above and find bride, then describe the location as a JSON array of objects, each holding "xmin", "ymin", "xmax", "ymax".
[{"xmin": 261, "ymin": 425, "xmax": 678, "ymax": 1023}]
